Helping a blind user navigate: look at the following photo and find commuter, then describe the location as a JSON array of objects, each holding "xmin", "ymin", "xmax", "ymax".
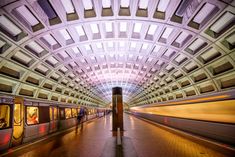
[{"xmin": 77, "ymin": 108, "xmax": 85, "ymax": 124}]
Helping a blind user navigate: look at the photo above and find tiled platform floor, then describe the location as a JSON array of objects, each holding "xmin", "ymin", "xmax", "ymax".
[{"xmin": 1, "ymin": 114, "xmax": 232, "ymax": 157}]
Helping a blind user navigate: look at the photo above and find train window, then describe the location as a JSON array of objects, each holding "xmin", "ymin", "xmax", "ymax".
[
  {"xmin": 54, "ymin": 107, "xmax": 58, "ymax": 120},
  {"xmin": 39, "ymin": 106, "xmax": 50, "ymax": 123},
  {"xmin": 0, "ymin": 105, "xmax": 10, "ymax": 129},
  {"xmin": 72, "ymin": 108, "xmax": 77, "ymax": 117},
  {"xmin": 27, "ymin": 106, "xmax": 39, "ymax": 125},
  {"xmin": 77, "ymin": 108, "xmax": 80, "ymax": 115},
  {"xmin": 14, "ymin": 104, "xmax": 22, "ymax": 126},
  {"xmin": 65, "ymin": 108, "xmax": 72, "ymax": 119},
  {"xmin": 60, "ymin": 108, "xmax": 65, "ymax": 120},
  {"xmin": 49, "ymin": 107, "xmax": 53, "ymax": 121}
]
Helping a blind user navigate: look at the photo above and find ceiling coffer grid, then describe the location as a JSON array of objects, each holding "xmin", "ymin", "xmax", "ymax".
[{"xmin": 0, "ymin": 0, "xmax": 234, "ymax": 106}]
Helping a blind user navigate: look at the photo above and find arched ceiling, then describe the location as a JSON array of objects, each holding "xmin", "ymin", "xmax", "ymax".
[{"xmin": 0, "ymin": 0, "xmax": 234, "ymax": 106}]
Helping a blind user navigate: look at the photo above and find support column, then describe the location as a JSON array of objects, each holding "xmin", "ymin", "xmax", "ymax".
[{"xmin": 112, "ymin": 87, "xmax": 123, "ymax": 131}]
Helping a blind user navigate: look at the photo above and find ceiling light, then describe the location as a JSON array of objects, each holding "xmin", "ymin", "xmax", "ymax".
[
  {"xmin": 69, "ymin": 61, "xmax": 77, "ymax": 67},
  {"xmin": 108, "ymin": 41, "xmax": 113, "ymax": 47},
  {"xmin": 210, "ymin": 12, "xmax": 234, "ymax": 33},
  {"xmin": 133, "ymin": 23, "xmax": 142, "ymax": 33},
  {"xmin": 43, "ymin": 34, "xmax": 57, "ymax": 45},
  {"xmin": 162, "ymin": 27, "xmax": 173, "ymax": 39},
  {"xmin": 72, "ymin": 47, "xmax": 80, "ymax": 54},
  {"xmin": 0, "ymin": 15, "xmax": 22, "ymax": 36},
  {"xmin": 47, "ymin": 56, "xmax": 58, "ymax": 65},
  {"xmin": 120, "ymin": 0, "xmax": 129, "ymax": 8},
  {"xmin": 148, "ymin": 25, "xmax": 157, "ymax": 35},
  {"xmin": 14, "ymin": 51, "xmax": 32, "ymax": 64},
  {"xmin": 90, "ymin": 23, "xmax": 99, "ymax": 34},
  {"xmin": 120, "ymin": 22, "xmax": 127, "ymax": 32},
  {"xmin": 175, "ymin": 54, "xmax": 186, "ymax": 63},
  {"xmin": 96, "ymin": 43, "xmax": 103, "ymax": 49},
  {"xmin": 0, "ymin": 40, "xmax": 6, "ymax": 48},
  {"xmin": 85, "ymin": 44, "xmax": 91, "ymax": 50},
  {"xmin": 82, "ymin": 0, "xmax": 93, "ymax": 10},
  {"xmin": 60, "ymin": 66, "xmax": 68, "ymax": 72},
  {"xmin": 193, "ymin": 3, "xmax": 216, "ymax": 24},
  {"xmin": 105, "ymin": 22, "xmax": 112, "ymax": 32},
  {"xmin": 37, "ymin": 64, "xmax": 48, "ymax": 73},
  {"xmin": 119, "ymin": 41, "xmax": 125, "ymax": 47},
  {"xmin": 188, "ymin": 38, "xmax": 205, "ymax": 51},
  {"xmin": 139, "ymin": 0, "xmax": 149, "ymax": 9},
  {"xmin": 60, "ymin": 0, "xmax": 75, "ymax": 14},
  {"xmin": 59, "ymin": 29, "xmax": 71, "ymax": 40},
  {"xmin": 175, "ymin": 32, "xmax": 189, "ymax": 44},
  {"xmin": 75, "ymin": 25, "xmax": 85, "ymax": 36},
  {"xmin": 15, "ymin": 5, "xmax": 39, "ymax": 26},
  {"xmin": 130, "ymin": 42, "xmax": 137, "ymax": 48},
  {"xmin": 102, "ymin": 0, "xmax": 111, "ymax": 8},
  {"xmin": 142, "ymin": 43, "xmax": 149, "ymax": 49},
  {"xmin": 27, "ymin": 41, "xmax": 44, "ymax": 54},
  {"xmin": 60, "ymin": 51, "xmax": 69, "ymax": 58},
  {"xmin": 157, "ymin": 0, "xmax": 170, "ymax": 12},
  {"xmin": 226, "ymin": 33, "xmax": 235, "ymax": 45}
]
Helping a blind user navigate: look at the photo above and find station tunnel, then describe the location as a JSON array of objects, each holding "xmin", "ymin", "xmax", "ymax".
[{"xmin": 0, "ymin": 0, "xmax": 235, "ymax": 157}]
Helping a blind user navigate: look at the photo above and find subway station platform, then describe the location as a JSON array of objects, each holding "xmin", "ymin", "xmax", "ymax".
[{"xmin": 1, "ymin": 114, "xmax": 234, "ymax": 157}]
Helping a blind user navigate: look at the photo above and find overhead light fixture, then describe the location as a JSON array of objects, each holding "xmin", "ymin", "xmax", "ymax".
[
  {"xmin": 0, "ymin": 15, "xmax": 22, "ymax": 36},
  {"xmin": 105, "ymin": 22, "xmax": 112, "ymax": 32},
  {"xmin": 107, "ymin": 41, "xmax": 114, "ymax": 47},
  {"xmin": 47, "ymin": 56, "xmax": 58, "ymax": 65},
  {"xmin": 82, "ymin": 0, "xmax": 93, "ymax": 10},
  {"xmin": 13, "ymin": 51, "xmax": 32, "ymax": 64},
  {"xmin": 148, "ymin": 25, "xmax": 157, "ymax": 35},
  {"xmin": 37, "ymin": 64, "xmax": 48, "ymax": 73},
  {"xmin": 188, "ymin": 38, "xmax": 205, "ymax": 52},
  {"xmin": 102, "ymin": 0, "xmax": 111, "ymax": 8},
  {"xmin": 75, "ymin": 25, "xmax": 85, "ymax": 36},
  {"xmin": 130, "ymin": 42, "xmax": 137, "ymax": 48},
  {"xmin": 175, "ymin": 32, "xmax": 189, "ymax": 44},
  {"xmin": 120, "ymin": 22, "xmax": 127, "ymax": 32},
  {"xmin": 175, "ymin": 54, "xmax": 186, "ymax": 63},
  {"xmin": 161, "ymin": 27, "xmax": 173, "ymax": 39},
  {"xmin": 120, "ymin": 0, "xmax": 129, "ymax": 8},
  {"xmin": 210, "ymin": 12, "xmax": 234, "ymax": 33},
  {"xmin": 43, "ymin": 34, "xmax": 58, "ymax": 45},
  {"xmin": 193, "ymin": 3, "xmax": 216, "ymax": 24},
  {"xmin": 15, "ymin": 5, "xmax": 39, "ymax": 26},
  {"xmin": 139, "ymin": 0, "xmax": 149, "ymax": 9},
  {"xmin": 27, "ymin": 41, "xmax": 44, "ymax": 54},
  {"xmin": 60, "ymin": 66, "xmax": 68, "ymax": 72},
  {"xmin": 119, "ymin": 41, "xmax": 125, "ymax": 47},
  {"xmin": 0, "ymin": 40, "xmax": 6, "ymax": 48},
  {"xmin": 157, "ymin": 0, "xmax": 170, "ymax": 12},
  {"xmin": 60, "ymin": 0, "xmax": 75, "ymax": 14},
  {"xmin": 84, "ymin": 44, "xmax": 91, "ymax": 50},
  {"xmin": 90, "ymin": 23, "xmax": 99, "ymax": 34},
  {"xmin": 59, "ymin": 29, "xmax": 71, "ymax": 40},
  {"xmin": 96, "ymin": 43, "xmax": 103, "ymax": 49},
  {"xmin": 133, "ymin": 23, "xmax": 142, "ymax": 33},
  {"xmin": 142, "ymin": 43, "xmax": 149, "ymax": 50},
  {"xmin": 60, "ymin": 51, "xmax": 69, "ymax": 58},
  {"xmin": 72, "ymin": 47, "xmax": 80, "ymax": 54}
]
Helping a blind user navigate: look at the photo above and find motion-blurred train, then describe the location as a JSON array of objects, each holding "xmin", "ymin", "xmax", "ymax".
[
  {"xmin": 129, "ymin": 91, "xmax": 235, "ymax": 146},
  {"xmin": 0, "ymin": 95, "xmax": 109, "ymax": 151}
]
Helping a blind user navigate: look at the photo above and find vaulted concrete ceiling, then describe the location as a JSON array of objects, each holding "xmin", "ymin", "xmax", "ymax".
[{"xmin": 0, "ymin": 0, "xmax": 234, "ymax": 106}]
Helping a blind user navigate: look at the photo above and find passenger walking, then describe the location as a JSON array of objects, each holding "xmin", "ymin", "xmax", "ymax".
[{"xmin": 77, "ymin": 108, "xmax": 85, "ymax": 124}]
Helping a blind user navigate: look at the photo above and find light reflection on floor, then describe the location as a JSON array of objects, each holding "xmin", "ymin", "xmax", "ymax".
[{"xmin": 2, "ymin": 114, "xmax": 230, "ymax": 157}]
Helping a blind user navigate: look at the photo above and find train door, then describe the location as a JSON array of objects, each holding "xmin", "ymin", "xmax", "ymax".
[{"xmin": 11, "ymin": 97, "xmax": 24, "ymax": 147}]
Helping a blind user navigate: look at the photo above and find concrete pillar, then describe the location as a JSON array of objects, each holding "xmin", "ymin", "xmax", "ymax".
[{"xmin": 112, "ymin": 87, "xmax": 123, "ymax": 131}]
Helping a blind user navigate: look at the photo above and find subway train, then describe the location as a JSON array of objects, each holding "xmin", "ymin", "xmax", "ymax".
[
  {"xmin": 129, "ymin": 91, "xmax": 235, "ymax": 146},
  {"xmin": 0, "ymin": 95, "xmax": 109, "ymax": 152}
]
